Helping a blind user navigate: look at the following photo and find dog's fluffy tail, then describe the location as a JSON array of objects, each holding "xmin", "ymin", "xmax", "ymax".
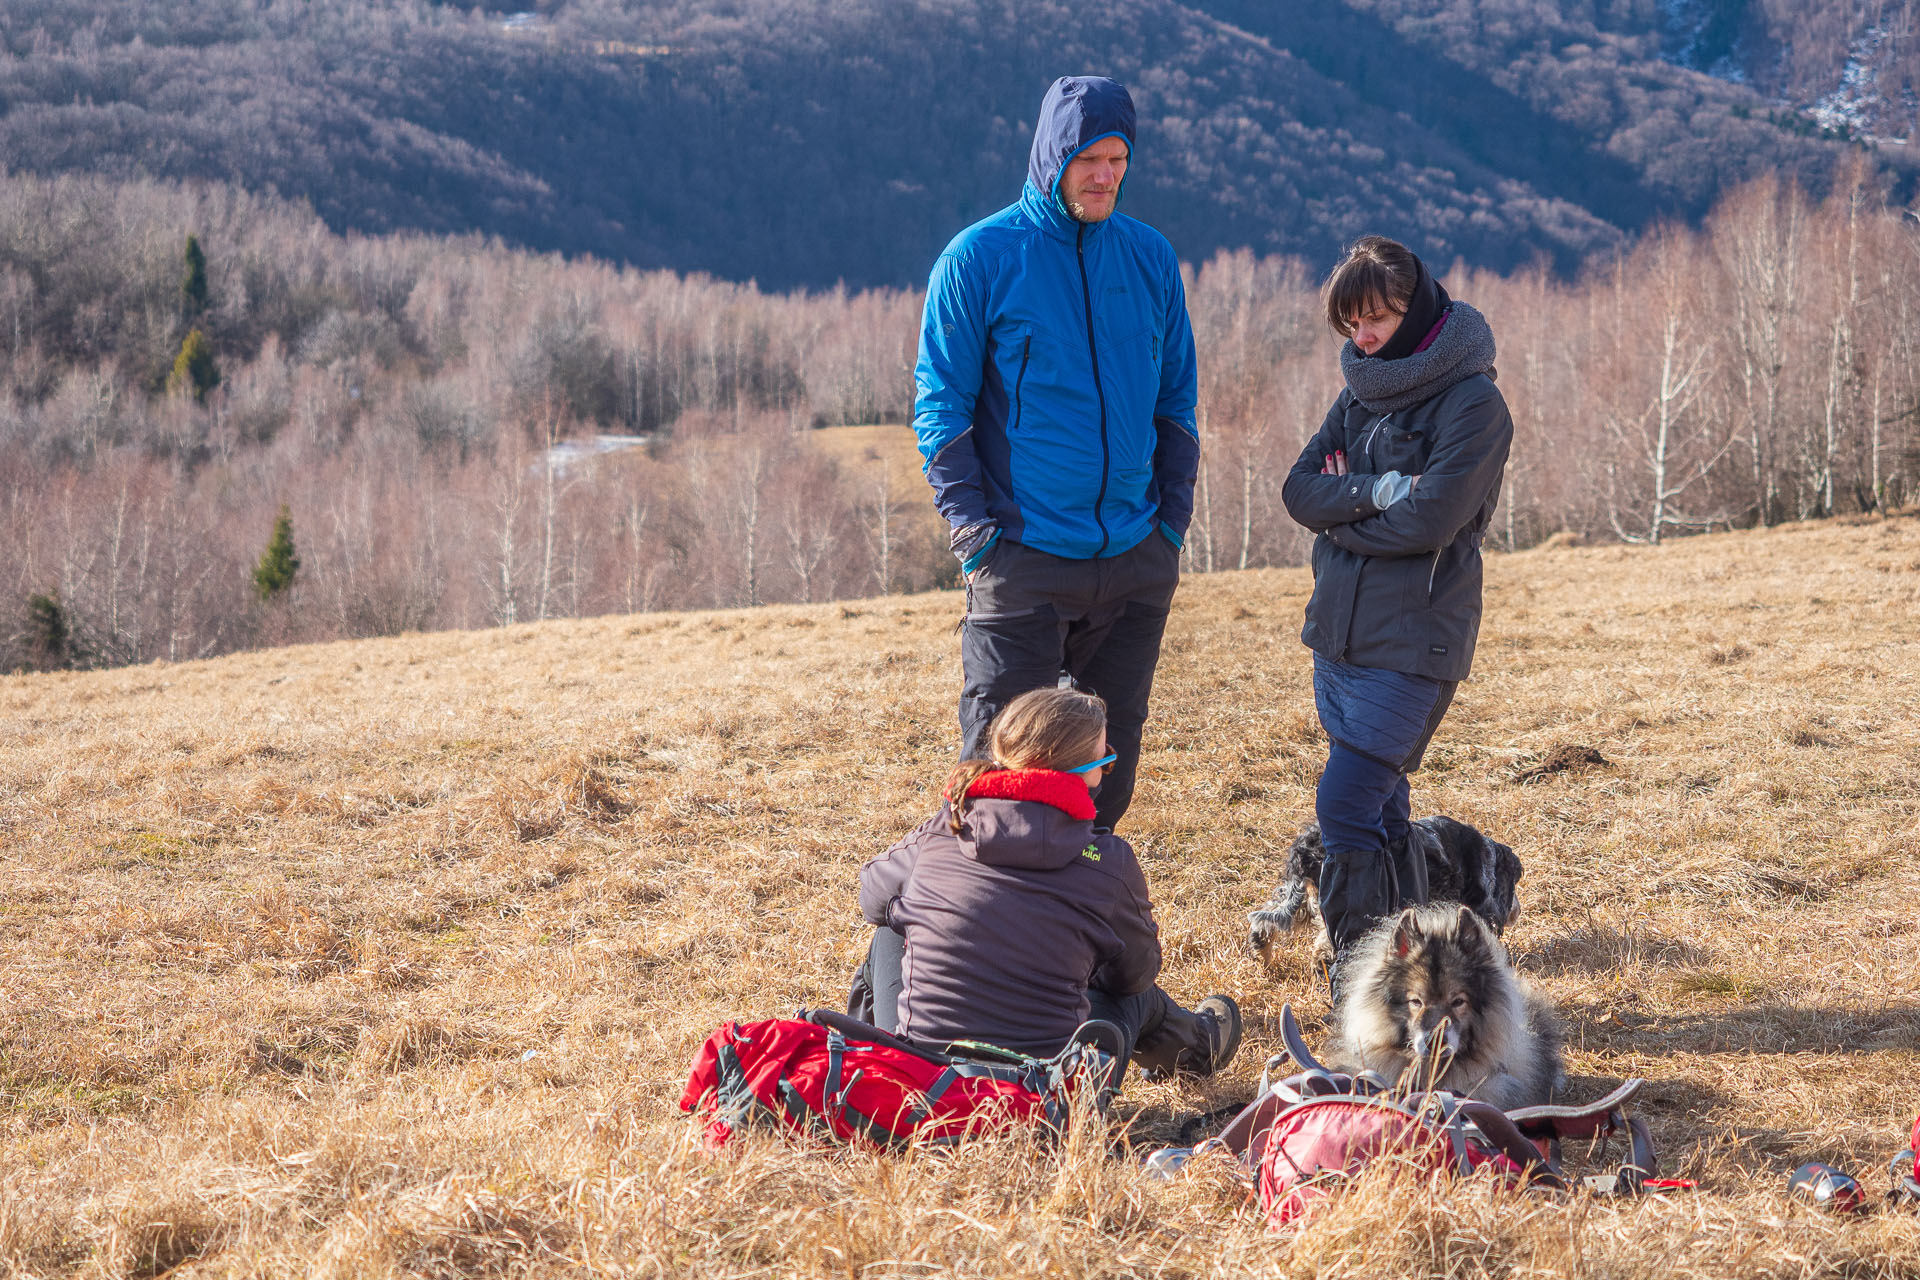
[
  {"xmin": 1523, "ymin": 985, "xmax": 1569, "ymax": 1101},
  {"xmin": 1246, "ymin": 875, "xmax": 1310, "ymax": 961},
  {"xmin": 1248, "ymin": 824, "xmax": 1324, "ymax": 965}
]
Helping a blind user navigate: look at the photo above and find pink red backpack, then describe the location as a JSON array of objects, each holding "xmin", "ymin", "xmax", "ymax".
[
  {"xmin": 680, "ymin": 1008, "xmax": 1122, "ymax": 1149},
  {"xmin": 1212, "ymin": 1006, "xmax": 1656, "ymax": 1228},
  {"xmin": 1894, "ymin": 1111, "xmax": 1920, "ymax": 1204}
]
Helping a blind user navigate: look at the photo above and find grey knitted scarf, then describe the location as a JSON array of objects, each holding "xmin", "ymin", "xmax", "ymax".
[{"xmin": 1339, "ymin": 301, "xmax": 1497, "ymax": 414}]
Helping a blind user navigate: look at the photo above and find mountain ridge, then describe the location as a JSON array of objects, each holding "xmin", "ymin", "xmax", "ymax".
[{"xmin": 0, "ymin": 0, "xmax": 1907, "ymax": 291}]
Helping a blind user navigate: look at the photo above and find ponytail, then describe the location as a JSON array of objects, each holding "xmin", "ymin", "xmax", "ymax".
[{"xmin": 944, "ymin": 758, "xmax": 1003, "ymax": 834}]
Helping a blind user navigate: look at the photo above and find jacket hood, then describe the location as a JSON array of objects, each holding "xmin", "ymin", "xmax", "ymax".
[
  {"xmin": 953, "ymin": 768, "xmax": 1099, "ymax": 871},
  {"xmin": 1026, "ymin": 76, "xmax": 1136, "ymax": 222}
]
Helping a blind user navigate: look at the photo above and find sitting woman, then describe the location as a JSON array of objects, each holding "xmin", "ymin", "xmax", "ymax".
[{"xmin": 851, "ymin": 686, "xmax": 1240, "ymax": 1079}]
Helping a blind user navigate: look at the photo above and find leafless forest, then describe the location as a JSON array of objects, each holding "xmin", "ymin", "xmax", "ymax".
[{"xmin": 3, "ymin": 163, "xmax": 1916, "ymax": 671}]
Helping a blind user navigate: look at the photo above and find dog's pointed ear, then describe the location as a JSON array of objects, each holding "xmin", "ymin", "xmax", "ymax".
[
  {"xmin": 1392, "ymin": 908, "xmax": 1419, "ymax": 957},
  {"xmin": 1454, "ymin": 905, "xmax": 1486, "ymax": 951}
]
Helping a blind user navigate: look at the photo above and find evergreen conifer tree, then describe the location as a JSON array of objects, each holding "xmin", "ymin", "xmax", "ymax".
[
  {"xmin": 253, "ymin": 506, "xmax": 300, "ymax": 600},
  {"xmin": 168, "ymin": 328, "xmax": 221, "ymax": 402},
  {"xmin": 181, "ymin": 233, "xmax": 209, "ymax": 318},
  {"xmin": 25, "ymin": 590, "xmax": 69, "ymax": 668}
]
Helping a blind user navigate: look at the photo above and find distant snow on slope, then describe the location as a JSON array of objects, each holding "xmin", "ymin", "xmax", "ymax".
[
  {"xmin": 1806, "ymin": 26, "xmax": 1894, "ymax": 140},
  {"xmin": 538, "ymin": 434, "xmax": 654, "ymax": 475},
  {"xmin": 1653, "ymin": 7, "xmax": 1914, "ymax": 145}
]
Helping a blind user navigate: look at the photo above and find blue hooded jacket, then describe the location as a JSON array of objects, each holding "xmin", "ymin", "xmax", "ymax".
[{"xmin": 913, "ymin": 76, "xmax": 1200, "ymax": 565}]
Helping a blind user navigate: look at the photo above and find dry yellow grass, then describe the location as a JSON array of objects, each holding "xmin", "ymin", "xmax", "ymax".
[
  {"xmin": 808, "ymin": 424, "xmax": 927, "ymax": 497},
  {"xmin": 3, "ymin": 514, "xmax": 1919, "ymax": 1277}
]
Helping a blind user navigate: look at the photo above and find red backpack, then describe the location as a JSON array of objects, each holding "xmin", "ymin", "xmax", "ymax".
[
  {"xmin": 1894, "ymin": 1111, "xmax": 1920, "ymax": 1204},
  {"xmin": 680, "ymin": 1008, "xmax": 1122, "ymax": 1149},
  {"xmin": 1211, "ymin": 1006, "xmax": 1656, "ymax": 1228}
]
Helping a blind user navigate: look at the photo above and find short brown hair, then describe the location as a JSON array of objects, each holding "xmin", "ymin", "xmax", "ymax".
[
  {"xmin": 1322, "ymin": 235, "xmax": 1418, "ymax": 338},
  {"xmin": 943, "ymin": 686, "xmax": 1107, "ymax": 832}
]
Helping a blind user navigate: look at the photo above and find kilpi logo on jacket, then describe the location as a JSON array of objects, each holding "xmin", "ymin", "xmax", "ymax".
[{"xmin": 1081, "ymin": 845, "xmax": 1102, "ymax": 861}]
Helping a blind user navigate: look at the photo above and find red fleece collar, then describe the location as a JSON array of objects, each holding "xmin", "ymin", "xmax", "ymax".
[{"xmin": 957, "ymin": 768, "xmax": 1097, "ymax": 822}]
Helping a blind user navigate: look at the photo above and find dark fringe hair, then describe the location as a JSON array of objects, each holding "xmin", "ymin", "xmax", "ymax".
[
  {"xmin": 942, "ymin": 686, "xmax": 1107, "ymax": 834},
  {"xmin": 1323, "ymin": 234, "xmax": 1418, "ymax": 338}
]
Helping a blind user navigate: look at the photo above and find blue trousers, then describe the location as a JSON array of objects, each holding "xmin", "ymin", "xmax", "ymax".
[{"xmin": 1312, "ymin": 654, "xmax": 1457, "ymax": 953}]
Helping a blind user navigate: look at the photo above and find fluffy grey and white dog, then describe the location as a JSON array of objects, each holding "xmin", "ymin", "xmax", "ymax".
[
  {"xmin": 1246, "ymin": 816, "xmax": 1522, "ymax": 968},
  {"xmin": 1330, "ymin": 903, "xmax": 1565, "ymax": 1109}
]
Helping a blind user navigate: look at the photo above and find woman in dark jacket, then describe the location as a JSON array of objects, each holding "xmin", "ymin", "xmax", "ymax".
[
  {"xmin": 1278, "ymin": 235, "xmax": 1513, "ymax": 994},
  {"xmin": 851, "ymin": 686, "xmax": 1239, "ymax": 1078}
]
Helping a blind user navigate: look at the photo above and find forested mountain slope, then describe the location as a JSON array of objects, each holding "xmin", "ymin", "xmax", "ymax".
[
  {"xmin": 1334, "ymin": 0, "xmax": 1920, "ymax": 203},
  {"xmin": 0, "ymin": 0, "xmax": 1904, "ymax": 290}
]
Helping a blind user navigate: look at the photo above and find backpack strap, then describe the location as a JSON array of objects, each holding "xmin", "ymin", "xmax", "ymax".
[
  {"xmin": 1220, "ymin": 1064, "xmax": 1388, "ymax": 1158},
  {"xmin": 1057, "ymin": 1019, "xmax": 1126, "ymax": 1104},
  {"xmin": 1890, "ymin": 1150, "xmax": 1920, "ymax": 1204},
  {"xmin": 1623, "ymin": 1112, "xmax": 1657, "ymax": 1190},
  {"xmin": 943, "ymin": 1039, "xmax": 1036, "ymax": 1064},
  {"xmin": 1279, "ymin": 1003, "xmax": 1328, "ymax": 1074},
  {"xmin": 1452, "ymin": 1099, "xmax": 1569, "ymax": 1189},
  {"xmin": 1579, "ymin": 1113, "xmax": 1659, "ymax": 1196},
  {"xmin": 803, "ymin": 1008, "xmax": 958, "ymax": 1066},
  {"xmin": 1508, "ymin": 1079, "xmax": 1645, "ymax": 1141},
  {"xmin": 1217, "ymin": 1091, "xmax": 1291, "ymax": 1158},
  {"xmin": 819, "ymin": 1029, "xmax": 926, "ymax": 1146}
]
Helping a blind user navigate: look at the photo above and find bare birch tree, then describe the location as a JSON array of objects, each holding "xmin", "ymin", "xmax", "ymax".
[{"xmin": 1596, "ymin": 232, "xmax": 1736, "ymax": 543}]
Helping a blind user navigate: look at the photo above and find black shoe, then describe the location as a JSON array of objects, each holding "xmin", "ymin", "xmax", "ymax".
[{"xmin": 1192, "ymin": 994, "xmax": 1242, "ymax": 1076}]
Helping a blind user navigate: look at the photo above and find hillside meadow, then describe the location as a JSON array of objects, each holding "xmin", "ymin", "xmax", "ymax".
[{"xmin": 2, "ymin": 515, "xmax": 1918, "ymax": 1277}]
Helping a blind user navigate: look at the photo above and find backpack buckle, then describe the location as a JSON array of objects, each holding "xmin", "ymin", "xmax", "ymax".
[{"xmin": 1891, "ymin": 1151, "xmax": 1920, "ymax": 1205}]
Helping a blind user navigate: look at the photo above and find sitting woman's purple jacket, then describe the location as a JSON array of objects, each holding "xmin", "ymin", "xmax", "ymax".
[{"xmin": 858, "ymin": 768, "xmax": 1162, "ymax": 1056}]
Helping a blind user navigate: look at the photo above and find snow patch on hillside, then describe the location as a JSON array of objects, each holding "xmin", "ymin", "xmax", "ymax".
[{"xmin": 1805, "ymin": 26, "xmax": 1909, "ymax": 143}]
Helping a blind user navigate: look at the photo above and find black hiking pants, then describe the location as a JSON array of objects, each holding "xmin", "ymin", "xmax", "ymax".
[
  {"xmin": 848, "ymin": 928, "xmax": 1213, "ymax": 1078},
  {"xmin": 959, "ymin": 532, "xmax": 1181, "ymax": 831}
]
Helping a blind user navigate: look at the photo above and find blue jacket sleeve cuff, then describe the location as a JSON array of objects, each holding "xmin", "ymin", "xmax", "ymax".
[
  {"xmin": 1158, "ymin": 521, "xmax": 1184, "ymax": 550},
  {"xmin": 959, "ymin": 527, "xmax": 1001, "ymax": 575}
]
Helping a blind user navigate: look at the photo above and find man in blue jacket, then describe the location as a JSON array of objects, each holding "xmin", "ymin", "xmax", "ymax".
[{"xmin": 913, "ymin": 76, "xmax": 1200, "ymax": 830}]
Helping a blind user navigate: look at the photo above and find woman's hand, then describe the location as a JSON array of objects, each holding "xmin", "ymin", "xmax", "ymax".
[{"xmin": 1321, "ymin": 450, "xmax": 1348, "ymax": 476}]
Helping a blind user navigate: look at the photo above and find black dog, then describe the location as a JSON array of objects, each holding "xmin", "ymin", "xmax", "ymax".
[{"xmin": 1247, "ymin": 817, "xmax": 1523, "ymax": 968}]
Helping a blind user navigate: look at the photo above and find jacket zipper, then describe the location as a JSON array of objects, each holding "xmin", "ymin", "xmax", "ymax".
[
  {"xmin": 1076, "ymin": 222, "xmax": 1111, "ymax": 558},
  {"xmin": 1426, "ymin": 549, "xmax": 1441, "ymax": 604},
  {"xmin": 1362, "ymin": 413, "xmax": 1392, "ymax": 468},
  {"xmin": 1012, "ymin": 336, "xmax": 1032, "ymax": 434}
]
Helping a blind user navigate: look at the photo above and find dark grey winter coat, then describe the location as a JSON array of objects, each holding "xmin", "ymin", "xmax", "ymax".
[
  {"xmin": 1281, "ymin": 306, "xmax": 1513, "ymax": 682},
  {"xmin": 858, "ymin": 768, "xmax": 1161, "ymax": 1056}
]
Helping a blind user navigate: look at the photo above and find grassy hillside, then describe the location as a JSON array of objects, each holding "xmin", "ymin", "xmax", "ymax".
[
  {"xmin": 807, "ymin": 424, "xmax": 927, "ymax": 500},
  {"xmin": 3, "ymin": 516, "xmax": 1919, "ymax": 1275}
]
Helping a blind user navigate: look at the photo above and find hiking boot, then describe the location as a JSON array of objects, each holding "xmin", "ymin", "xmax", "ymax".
[
  {"xmin": 1191, "ymin": 994, "xmax": 1242, "ymax": 1076},
  {"xmin": 1326, "ymin": 943, "xmax": 1358, "ymax": 1008}
]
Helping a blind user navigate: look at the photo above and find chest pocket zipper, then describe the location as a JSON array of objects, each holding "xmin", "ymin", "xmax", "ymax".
[
  {"xmin": 1361, "ymin": 413, "xmax": 1392, "ymax": 466},
  {"xmin": 1012, "ymin": 335, "xmax": 1032, "ymax": 434}
]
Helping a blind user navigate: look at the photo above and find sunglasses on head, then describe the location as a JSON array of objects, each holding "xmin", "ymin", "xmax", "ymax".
[{"xmin": 1066, "ymin": 752, "xmax": 1117, "ymax": 775}]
